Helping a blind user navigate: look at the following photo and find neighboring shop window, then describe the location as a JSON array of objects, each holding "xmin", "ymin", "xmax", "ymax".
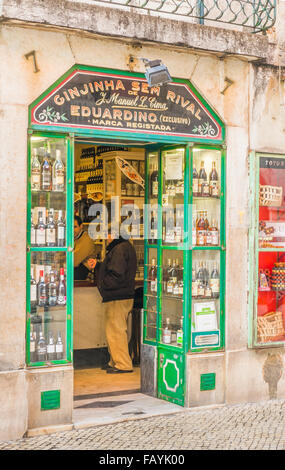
[{"xmin": 255, "ymin": 154, "xmax": 285, "ymax": 345}]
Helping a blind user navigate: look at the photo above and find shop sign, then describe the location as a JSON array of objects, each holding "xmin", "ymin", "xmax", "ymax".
[{"xmin": 30, "ymin": 67, "xmax": 223, "ymax": 141}]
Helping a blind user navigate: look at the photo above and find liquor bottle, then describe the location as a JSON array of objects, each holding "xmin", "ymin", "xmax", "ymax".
[
  {"xmin": 210, "ymin": 263, "xmax": 220, "ymax": 299},
  {"xmin": 57, "ymin": 211, "xmax": 65, "ymax": 247},
  {"xmin": 36, "ymin": 331, "xmax": 47, "ymax": 362},
  {"xmin": 48, "ymin": 272, "xmax": 57, "ymax": 306},
  {"xmin": 192, "ymin": 164, "xmax": 199, "ymax": 197},
  {"xmin": 36, "ymin": 211, "xmax": 46, "ymax": 247},
  {"xmin": 31, "ymin": 148, "xmax": 41, "ymax": 191},
  {"xmin": 52, "ymin": 149, "xmax": 65, "ymax": 192},
  {"xmin": 30, "ymin": 331, "xmax": 36, "ymax": 362},
  {"xmin": 174, "ymin": 209, "xmax": 183, "ymax": 243},
  {"xmin": 31, "ymin": 213, "xmax": 36, "ymax": 246},
  {"xmin": 162, "ymin": 318, "xmax": 171, "ymax": 344},
  {"xmin": 206, "ymin": 217, "xmax": 212, "ymax": 246},
  {"xmin": 196, "ymin": 211, "xmax": 206, "ymax": 246},
  {"xmin": 198, "ymin": 161, "xmax": 207, "ymax": 196},
  {"xmin": 210, "ymin": 220, "xmax": 219, "ymax": 246},
  {"xmin": 56, "ymin": 332, "xmax": 64, "ymax": 360},
  {"xmin": 46, "ymin": 211, "xmax": 56, "ymax": 247},
  {"xmin": 204, "ymin": 212, "xmax": 210, "ymax": 246},
  {"xmin": 30, "ymin": 268, "xmax": 37, "ymax": 309},
  {"xmin": 47, "ymin": 332, "xmax": 56, "ymax": 361},
  {"xmin": 205, "ymin": 282, "xmax": 212, "ymax": 298},
  {"xmin": 176, "ymin": 318, "xmax": 183, "ymax": 347},
  {"xmin": 170, "ymin": 260, "xmax": 178, "ymax": 291},
  {"xmin": 197, "ymin": 263, "xmax": 205, "ymax": 297},
  {"xmin": 37, "ymin": 270, "xmax": 47, "ymax": 307},
  {"xmin": 149, "ymin": 211, "xmax": 157, "ymax": 244},
  {"xmin": 192, "ymin": 264, "xmax": 199, "ymax": 298},
  {"xmin": 163, "ymin": 258, "xmax": 171, "ymax": 293},
  {"xmin": 209, "ymin": 161, "xmax": 219, "ymax": 197},
  {"xmin": 41, "ymin": 150, "xmax": 52, "ymax": 191},
  {"xmin": 57, "ymin": 268, "xmax": 66, "ymax": 306},
  {"xmin": 204, "ymin": 262, "xmax": 210, "ymax": 286},
  {"xmin": 149, "ymin": 258, "xmax": 157, "ymax": 294},
  {"xmin": 166, "ymin": 259, "xmax": 174, "ymax": 295},
  {"xmin": 150, "ymin": 162, "xmax": 158, "ymax": 197}
]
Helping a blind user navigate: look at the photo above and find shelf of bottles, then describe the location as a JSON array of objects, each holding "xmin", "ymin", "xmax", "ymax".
[
  {"xmin": 255, "ymin": 154, "xmax": 285, "ymax": 345},
  {"xmin": 190, "ymin": 148, "xmax": 222, "ymax": 350},
  {"xmin": 28, "ymin": 136, "xmax": 70, "ymax": 365},
  {"xmin": 144, "ymin": 145, "xmax": 224, "ymax": 352}
]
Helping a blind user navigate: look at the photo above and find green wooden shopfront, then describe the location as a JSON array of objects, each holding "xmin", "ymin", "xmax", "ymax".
[{"xmin": 27, "ymin": 65, "xmax": 226, "ymax": 408}]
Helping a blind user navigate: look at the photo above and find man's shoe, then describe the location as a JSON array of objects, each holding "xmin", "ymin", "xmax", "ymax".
[
  {"xmin": 101, "ymin": 363, "xmax": 112, "ymax": 370},
  {"xmin": 106, "ymin": 367, "xmax": 133, "ymax": 374}
]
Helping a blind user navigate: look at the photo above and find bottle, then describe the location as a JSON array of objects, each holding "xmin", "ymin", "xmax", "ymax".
[
  {"xmin": 176, "ymin": 318, "xmax": 183, "ymax": 347},
  {"xmin": 31, "ymin": 148, "xmax": 41, "ymax": 191},
  {"xmin": 198, "ymin": 161, "xmax": 207, "ymax": 196},
  {"xmin": 36, "ymin": 211, "xmax": 46, "ymax": 247},
  {"xmin": 192, "ymin": 264, "xmax": 199, "ymax": 298},
  {"xmin": 192, "ymin": 165, "xmax": 199, "ymax": 197},
  {"xmin": 37, "ymin": 270, "xmax": 47, "ymax": 307},
  {"xmin": 170, "ymin": 260, "xmax": 178, "ymax": 292},
  {"xmin": 46, "ymin": 211, "xmax": 56, "ymax": 247},
  {"xmin": 210, "ymin": 220, "xmax": 219, "ymax": 246},
  {"xmin": 163, "ymin": 259, "xmax": 171, "ymax": 293},
  {"xmin": 174, "ymin": 209, "xmax": 183, "ymax": 243},
  {"xmin": 149, "ymin": 258, "xmax": 157, "ymax": 294},
  {"xmin": 36, "ymin": 331, "xmax": 47, "ymax": 362},
  {"xmin": 166, "ymin": 259, "xmax": 174, "ymax": 295},
  {"xmin": 56, "ymin": 332, "xmax": 64, "ymax": 360},
  {"xmin": 197, "ymin": 263, "xmax": 205, "ymax": 297},
  {"xmin": 206, "ymin": 218, "xmax": 212, "ymax": 246},
  {"xmin": 48, "ymin": 272, "xmax": 57, "ymax": 306},
  {"xmin": 31, "ymin": 214, "xmax": 36, "ymax": 246},
  {"xmin": 201, "ymin": 176, "xmax": 210, "ymax": 197},
  {"xmin": 196, "ymin": 211, "xmax": 206, "ymax": 246},
  {"xmin": 57, "ymin": 211, "xmax": 65, "ymax": 247},
  {"xmin": 30, "ymin": 268, "xmax": 37, "ymax": 309},
  {"xmin": 150, "ymin": 211, "xmax": 157, "ymax": 244},
  {"xmin": 41, "ymin": 150, "xmax": 52, "ymax": 191},
  {"xmin": 205, "ymin": 282, "xmax": 212, "ymax": 298},
  {"xmin": 209, "ymin": 161, "xmax": 219, "ymax": 197},
  {"xmin": 162, "ymin": 318, "xmax": 171, "ymax": 344},
  {"xmin": 47, "ymin": 332, "xmax": 56, "ymax": 361},
  {"xmin": 57, "ymin": 268, "xmax": 66, "ymax": 305},
  {"xmin": 150, "ymin": 162, "xmax": 158, "ymax": 197},
  {"xmin": 210, "ymin": 263, "xmax": 220, "ymax": 299},
  {"xmin": 52, "ymin": 149, "xmax": 65, "ymax": 192},
  {"xmin": 30, "ymin": 331, "xmax": 36, "ymax": 362}
]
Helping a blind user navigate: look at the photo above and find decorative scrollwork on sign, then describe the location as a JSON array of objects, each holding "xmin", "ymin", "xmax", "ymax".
[
  {"xmin": 39, "ymin": 106, "xmax": 69, "ymax": 124},
  {"xmin": 192, "ymin": 122, "xmax": 217, "ymax": 137}
]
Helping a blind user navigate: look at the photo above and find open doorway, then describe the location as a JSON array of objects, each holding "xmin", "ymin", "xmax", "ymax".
[{"xmin": 73, "ymin": 139, "xmax": 145, "ymax": 400}]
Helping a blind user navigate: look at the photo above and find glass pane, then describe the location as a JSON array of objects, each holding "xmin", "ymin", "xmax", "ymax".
[
  {"xmin": 257, "ymin": 252, "xmax": 285, "ymax": 343},
  {"xmin": 259, "ymin": 156, "xmax": 285, "ymax": 249},
  {"xmin": 147, "ymin": 152, "xmax": 159, "ymax": 245},
  {"xmin": 144, "ymin": 248, "xmax": 158, "ymax": 341},
  {"xmin": 104, "ymin": 159, "xmax": 117, "ymax": 198},
  {"xmin": 30, "ymin": 137, "xmax": 67, "ymax": 248},
  {"xmin": 160, "ymin": 249, "xmax": 184, "ymax": 347},
  {"xmin": 191, "ymin": 251, "xmax": 220, "ymax": 335},
  {"xmin": 30, "ymin": 252, "xmax": 67, "ymax": 363},
  {"xmin": 192, "ymin": 149, "xmax": 221, "ymax": 247},
  {"xmin": 162, "ymin": 148, "xmax": 185, "ymax": 246}
]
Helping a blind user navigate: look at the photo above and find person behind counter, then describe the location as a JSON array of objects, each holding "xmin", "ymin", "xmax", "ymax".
[
  {"xmin": 74, "ymin": 215, "xmax": 96, "ymax": 281},
  {"xmin": 88, "ymin": 227, "xmax": 137, "ymax": 374}
]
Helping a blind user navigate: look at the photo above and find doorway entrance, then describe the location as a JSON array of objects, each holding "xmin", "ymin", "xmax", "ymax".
[{"xmin": 73, "ymin": 138, "xmax": 147, "ymax": 405}]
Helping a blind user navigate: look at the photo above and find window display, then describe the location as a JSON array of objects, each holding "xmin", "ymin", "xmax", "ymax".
[{"xmin": 27, "ymin": 135, "xmax": 71, "ymax": 366}]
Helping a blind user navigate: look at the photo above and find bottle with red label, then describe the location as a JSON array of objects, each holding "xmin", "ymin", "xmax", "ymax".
[{"xmin": 57, "ymin": 268, "xmax": 66, "ymax": 306}]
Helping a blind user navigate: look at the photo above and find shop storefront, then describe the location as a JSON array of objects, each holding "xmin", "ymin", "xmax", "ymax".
[{"xmin": 26, "ymin": 64, "xmax": 226, "ymax": 417}]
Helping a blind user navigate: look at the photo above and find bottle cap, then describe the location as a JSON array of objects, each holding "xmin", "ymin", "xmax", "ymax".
[
  {"xmin": 40, "ymin": 270, "xmax": 44, "ymax": 277},
  {"xmin": 60, "ymin": 268, "xmax": 64, "ymax": 275}
]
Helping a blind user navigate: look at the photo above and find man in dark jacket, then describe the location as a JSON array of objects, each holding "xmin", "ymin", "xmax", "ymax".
[{"xmin": 88, "ymin": 231, "xmax": 137, "ymax": 373}]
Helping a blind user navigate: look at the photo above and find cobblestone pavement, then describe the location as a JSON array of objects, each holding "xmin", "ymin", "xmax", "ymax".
[{"xmin": 1, "ymin": 399, "xmax": 285, "ymax": 450}]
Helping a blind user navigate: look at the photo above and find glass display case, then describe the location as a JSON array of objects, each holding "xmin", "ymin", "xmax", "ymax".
[
  {"xmin": 250, "ymin": 153, "xmax": 285, "ymax": 346},
  {"xmin": 27, "ymin": 134, "xmax": 73, "ymax": 366},
  {"xmin": 144, "ymin": 145, "xmax": 225, "ymax": 353}
]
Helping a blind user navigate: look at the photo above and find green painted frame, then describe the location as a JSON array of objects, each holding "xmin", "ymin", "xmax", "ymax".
[
  {"xmin": 249, "ymin": 151, "xmax": 285, "ymax": 348},
  {"xmin": 26, "ymin": 131, "xmax": 74, "ymax": 367}
]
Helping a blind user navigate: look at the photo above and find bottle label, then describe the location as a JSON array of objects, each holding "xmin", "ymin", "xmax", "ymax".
[
  {"xmin": 31, "ymin": 228, "xmax": 36, "ymax": 245},
  {"xmin": 206, "ymin": 231, "xmax": 212, "ymax": 245},
  {"xmin": 30, "ymin": 285, "xmax": 37, "ymax": 302},
  {"xmin": 58, "ymin": 226, "xmax": 65, "ymax": 241},
  {"xmin": 30, "ymin": 341, "xmax": 35, "ymax": 352},
  {"xmin": 56, "ymin": 344, "xmax": 63, "ymax": 353},
  {"xmin": 167, "ymin": 282, "xmax": 173, "ymax": 294},
  {"xmin": 193, "ymin": 179, "xmax": 199, "ymax": 194},
  {"xmin": 31, "ymin": 173, "xmax": 40, "ymax": 186},
  {"xmin": 36, "ymin": 228, "xmax": 46, "ymax": 245},
  {"xmin": 151, "ymin": 279, "xmax": 157, "ymax": 293},
  {"xmin": 152, "ymin": 181, "xmax": 158, "ymax": 196},
  {"xmin": 210, "ymin": 279, "xmax": 220, "ymax": 294},
  {"xmin": 211, "ymin": 231, "xmax": 219, "ymax": 245},
  {"xmin": 47, "ymin": 344, "xmax": 55, "ymax": 354},
  {"xmin": 211, "ymin": 182, "xmax": 219, "ymax": 197},
  {"xmin": 197, "ymin": 230, "xmax": 205, "ymax": 245},
  {"xmin": 46, "ymin": 228, "xmax": 56, "ymax": 244},
  {"xmin": 162, "ymin": 330, "xmax": 171, "ymax": 344},
  {"xmin": 198, "ymin": 285, "xmax": 205, "ymax": 297},
  {"xmin": 178, "ymin": 284, "xmax": 183, "ymax": 296}
]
